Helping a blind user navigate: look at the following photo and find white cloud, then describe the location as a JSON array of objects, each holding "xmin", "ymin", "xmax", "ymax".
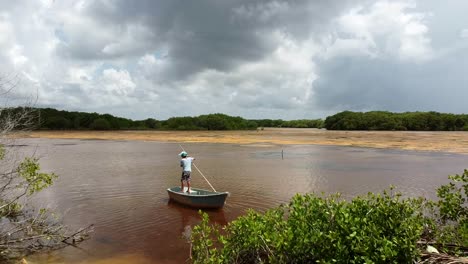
[
  {"xmin": 0, "ymin": 0, "xmax": 466, "ymax": 120},
  {"xmin": 172, "ymin": 31, "xmax": 318, "ymax": 113},
  {"xmin": 328, "ymin": 0, "xmax": 433, "ymax": 62},
  {"xmin": 323, "ymin": 37, "xmax": 377, "ymax": 59},
  {"xmin": 67, "ymin": 66, "xmax": 95, "ymax": 84},
  {"xmin": 9, "ymin": 45, "xmax": 28, "ymax": 67},
  {"xmin": 461, "ymin": 29, "xmax": 468, "ymax": 39},
  {"xmin": 138, "ymin": 54, "xmax": 156, "ymax": 66},
  {"xmin": 100, "ymin": 69, "xmax": 136, "ymax": 96},
  {"xmin": 0, "ymin": 14, "xmax": 14, "ymax": 47}
]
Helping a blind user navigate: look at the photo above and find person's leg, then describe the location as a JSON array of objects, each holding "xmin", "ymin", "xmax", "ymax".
[
  {"xmin": 186, "ymin": 172, "xmax": 191, "ymax": 193},
  {"xmin": 180, "ymin": 171, "xmax": 185, "ymax": 192}
]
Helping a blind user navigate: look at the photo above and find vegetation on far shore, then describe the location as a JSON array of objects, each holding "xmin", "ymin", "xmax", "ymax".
[
  {"xmin": 15, "ymin": 107, "xmax": 320, "ymax": 131},
  {"xmin": 325, "ymin": 111, "xmax": 468, "ymax": 131},
  {"xmin": 4, "ymin": 107, "xmax": 468, "ymax": 131},
  {"xmin": 191, "ymin": 170, "xmax": 468, "ymax": 263}
]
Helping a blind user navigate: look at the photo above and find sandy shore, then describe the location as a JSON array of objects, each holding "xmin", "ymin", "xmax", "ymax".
[{"xmin": 17, "ymin": 128, "xmax": 468, "ymax": 154}]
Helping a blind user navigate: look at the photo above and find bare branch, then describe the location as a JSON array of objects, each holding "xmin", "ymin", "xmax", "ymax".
[{"xmin": 0, "ymin": 73, "xmax": 92, "ymax": 261}]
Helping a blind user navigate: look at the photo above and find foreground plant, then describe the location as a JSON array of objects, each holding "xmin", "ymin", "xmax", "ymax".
[
  {"xmin": 191, "ymin": 171, "xmax": 468, "ymax": 264},
  {"xmin": 431, "ymin": 170, "xmax": 468, "ymax": 251},
  {"xmin": 192, "ymin": 190, "xmax": 428, "ymax": 263},
  {"xmin": 0, "ymin": 77, "xmax": 91, "ymax": 262}
]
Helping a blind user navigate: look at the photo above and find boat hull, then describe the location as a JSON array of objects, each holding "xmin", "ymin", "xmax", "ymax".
[{"xmin": 167, "ymin": 187, "xmax": 229, "ymax": 209}]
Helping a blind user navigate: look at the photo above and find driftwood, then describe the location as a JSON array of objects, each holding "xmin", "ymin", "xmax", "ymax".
[
  {"xmin": 61, "ymin": 224, "xmax": 94, "ymax": 243},
  {"xmin": 416, "ymin": 241, "xmax": 468, "ymax": 264},
  {"xmin": 418, "ymin": 241, "xmax": 468, "ymax": 251},
  {"xmin": 418, "ymin": 252, "xmax": 468, "ymax": 264}
]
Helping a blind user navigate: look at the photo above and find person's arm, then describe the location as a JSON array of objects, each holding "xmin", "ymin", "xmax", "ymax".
[{"xmin": 180, "ymin": 160, "xmax": 184, "ymax": 167}]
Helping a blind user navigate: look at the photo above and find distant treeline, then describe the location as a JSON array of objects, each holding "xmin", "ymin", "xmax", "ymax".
[
  {"xmin": 253, "ymin": 119, "xmax": 324, "ymax": 128},
  {"xmin": 0, "ymin": 108, "xmax": 253, "ymax": 130},
  {"xmin": 4, "ymin": 107, "xmax": 467, "ymax": 131},
  {"xmin": 325, "ymin": 111, "xmax": 468, "ymax": 131},
  {"xmin": 23, "ymin": 108, "xmax": 324, "ymax": 131},
  {"xmin": 28, "ymin": 108, "xmax": 258, "ymax": 130}
]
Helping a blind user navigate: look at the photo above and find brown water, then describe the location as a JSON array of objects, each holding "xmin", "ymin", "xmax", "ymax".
[{"xmin": 13, "ymin": 138, "xmax": 467, "ymax": 264}]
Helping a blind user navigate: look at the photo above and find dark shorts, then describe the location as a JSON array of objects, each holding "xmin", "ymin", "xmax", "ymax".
[{"xmin": 181, "ymin": 171, "xmax": 191, "ymax": 182}]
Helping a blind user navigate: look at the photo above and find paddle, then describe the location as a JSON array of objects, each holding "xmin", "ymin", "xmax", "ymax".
[{"xmin": 179, "ymin": 144, "xmax": 217, "ymax": 192}]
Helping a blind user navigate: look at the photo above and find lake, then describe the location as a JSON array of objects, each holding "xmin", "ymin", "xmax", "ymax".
[{"xmin": 16, "ymin": 138, "xmax": 466, "ymax": 264}]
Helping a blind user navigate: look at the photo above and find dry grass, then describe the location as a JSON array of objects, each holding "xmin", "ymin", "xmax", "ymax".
[{"xmin": 16, "ymin": 128, "xmax": 468, "ymax": 154}]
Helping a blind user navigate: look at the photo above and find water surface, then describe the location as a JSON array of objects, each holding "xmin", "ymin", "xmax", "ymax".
[{"xmin": 15, "ymin": 138, "xmax": 466, "ymax": 263}]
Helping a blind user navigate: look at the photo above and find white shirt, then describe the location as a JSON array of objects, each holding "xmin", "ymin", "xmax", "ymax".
[{"xmin": 180, "ymin": 157, "xmax": 194, "ymax": 172}]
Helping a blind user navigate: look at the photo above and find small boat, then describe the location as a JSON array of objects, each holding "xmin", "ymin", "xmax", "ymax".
[{"xmin": 167, "ymin": 187, "xmax": 229, "ymax": 209}]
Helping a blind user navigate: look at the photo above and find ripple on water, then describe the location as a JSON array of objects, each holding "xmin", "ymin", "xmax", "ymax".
[{"xmin": 23, "ymin": 139, "xmax": 467, "ymax": 264}]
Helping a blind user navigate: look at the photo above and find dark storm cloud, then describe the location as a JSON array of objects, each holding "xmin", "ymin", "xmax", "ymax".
[
  {"xmin": 2, "ymin": 0, "xmax": 467, "ymax": 119},
  {"xmin": 313, "ymin": 46, "xmax": 468, "ymax": 113},
  {"xmin": 312, "ymin": 0, "xmax": 468, "ymax": 114},
  {"xmin": 57, "ymin": 0, "xmax": 361, "ymax": 79}
]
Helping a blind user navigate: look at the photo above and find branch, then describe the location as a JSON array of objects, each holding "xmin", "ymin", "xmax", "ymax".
[
  {"xmin": 417, "ymin": 241, "xmax": 468, "ymax": 251},
  {"xmin": 61, "ymin": 224, "xmax": 94, "ymax": 243},
  {"xmin": 0, "ymin": 185, "xmax": 29, "ymax": 211}
]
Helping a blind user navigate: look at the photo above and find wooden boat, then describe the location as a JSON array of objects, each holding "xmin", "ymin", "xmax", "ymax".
[{"xmin": 167, "ymin": 187, "xmax": 229, "ymax": 209}]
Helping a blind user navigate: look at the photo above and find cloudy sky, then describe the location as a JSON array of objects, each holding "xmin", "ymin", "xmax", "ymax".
[{"xmin": 0, "ymin": 0, "xmax": 467, "ymax": 120}]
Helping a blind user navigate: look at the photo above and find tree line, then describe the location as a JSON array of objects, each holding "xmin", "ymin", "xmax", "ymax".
[
  {"xmin": 325, "ymin": 111, "xmax": 468, "ymax": 131},
  {"xmin": 253, "ymin": 119, "xmax": 324, "ymax": 128},
  {"xmin": 4, "ymin": 107, "xmax": 468, "ymax": 131},
  {"xmin": 4, "ymin": 107, "xmax": 326, "ymax": 131}
]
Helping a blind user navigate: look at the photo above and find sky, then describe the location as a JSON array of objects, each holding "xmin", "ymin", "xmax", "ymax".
[{"xmin": 0, "ymin": 0, "xmax": 467, "ymax": 120}]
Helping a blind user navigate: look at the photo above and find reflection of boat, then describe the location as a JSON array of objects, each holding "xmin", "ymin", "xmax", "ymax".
[{"xmin": 167, "ymin": 187, "xmax": 229, "ymax": 209}]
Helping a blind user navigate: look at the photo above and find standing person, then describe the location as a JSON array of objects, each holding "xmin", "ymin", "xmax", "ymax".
[{"xmin": 179, "ymin": 151, "xmax": 195, "ymax": 193}]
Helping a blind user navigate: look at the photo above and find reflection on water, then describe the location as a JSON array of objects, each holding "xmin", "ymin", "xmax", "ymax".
[{"xmin": 18, "ymin": 138, "xmax": 467, "ymax": 264}]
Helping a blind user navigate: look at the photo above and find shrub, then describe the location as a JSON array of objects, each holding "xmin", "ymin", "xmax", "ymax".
[
  {"xmin": 192, "ymin": 189, "xmax": 426, "ymax": 263},
  {"xmin": 432, "ymin": 170, "xmax": 468, "ymax": 249},
  {"xmin": 192, "ymin": 171, "xmax": 468, "ymax": 263},
  {"xmin": 90, "ymin": 118, "xmax": 111, "ymax": 130}
]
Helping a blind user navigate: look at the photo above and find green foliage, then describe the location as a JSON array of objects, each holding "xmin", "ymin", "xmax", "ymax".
[
  {"xmin": 0, "ymin": 201, "xmax": 23, "ymax": 218},
  {"xmin": 0, "ymin": 144, "xmax": 4, "ymax": 160},
  {"xmin": 144, "ymin": 118, "xmax": 160, "ymax": 129},
  {"xmin": 90, "ymin": 118, "xmax": 111, "ymax": 130},
  {"xmin": 192, "ymin": 171, "xmax": 468, "ymax": 263},
  {"xmin": 253, "ymin": 119, "xmax": 324, "ymax": 128},
  {"xmin": 192, "ymin": 190, "xmax": 426, "ymax": 263},
  {"xmin": 7, "ymin": 107, "xmax": 326, "ymax": 131},
  {"xmin": 432, "ymin": 170, "xmax": 468, "ymax": 248},
  {"xmin": 0, "ymin": 145, "xmax": 66, "ymax": 261},
  {"xmin": 17, "ymin": 157, "xmax": 58, "ymax": 195},
  {"xmin": 44, "ymin": 116, "xmax": 72, "ymax": 129},
  {"xmin": 191, "ymin": 212, "xmax": 223, "ymax": 263},
  {"xmin": 325, "ymin": 111, "xmax": 468, "ymax": 131},
  {"xmin": 164, "ymin": 116, "xmax": 199, "ymax": 130},
  {"xmin": 162, "ymin": 114, "xmax": 257, "ymax": 130},
  {"xmin": 4, "ymin": 107, "xmax": 261, "ymax": 131},
  {"xmin": 9, "ymin": 107, "xmax": 468, "ymax": 131}
]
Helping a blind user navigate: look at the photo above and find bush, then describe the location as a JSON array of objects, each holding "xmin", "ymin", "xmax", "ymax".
[
  {"xmin": 45, "ymin": 116, "xmax": 71, "ymax": 129},
  {"xmin": 90, "ymin": 118, "xmax": 111, "ymax": 130},
  {"xmin": 192, "ymin": 189, "xmax": 427, "ymax": 263},
  {"xmin": 432, "ymin": 170, "xmax": 468, "ymax": 249},
  {"xmin": 192, "ymin": 171, "xmax": 468, "ymax": 263}
]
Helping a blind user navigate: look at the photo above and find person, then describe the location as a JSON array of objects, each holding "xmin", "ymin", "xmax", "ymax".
[{"xmin": 179, "ymin": 151, "xmax": 195, "ymax": 193}]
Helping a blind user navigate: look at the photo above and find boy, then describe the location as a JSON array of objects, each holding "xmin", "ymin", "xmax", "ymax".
[{"xmin": 179, "ymin": 151, "xmax": 195, "ymax": 193}]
